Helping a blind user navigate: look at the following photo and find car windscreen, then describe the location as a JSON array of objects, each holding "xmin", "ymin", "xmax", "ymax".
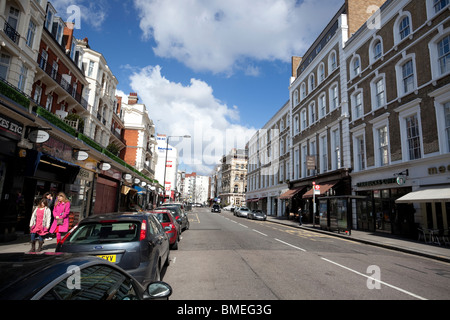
[
  {"xmin": 152, "ymin": 213, "xmax": 172, "ymax": 223},
  {"xmin": 67, "ymin": 221, "xmax": 140, "ymax": 244}
]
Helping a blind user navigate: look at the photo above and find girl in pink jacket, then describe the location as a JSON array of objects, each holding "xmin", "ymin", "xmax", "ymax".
[{"xmin": 49, "ymin": 192, "xmax": 71, "ymax": 243}]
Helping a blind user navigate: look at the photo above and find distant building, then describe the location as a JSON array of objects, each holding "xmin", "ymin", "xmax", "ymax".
[{"xmin": 220, "ymin": 148, "xmax": 248, "ymax": 207}]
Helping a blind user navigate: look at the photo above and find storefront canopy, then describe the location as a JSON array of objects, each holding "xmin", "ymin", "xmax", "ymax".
[
  {"xmin": 303, "ymin": 181, "xmax": 339, "ymax": 198},
  {"xmin": 279, "ymin": 187, "xmax": 306, "ymax": 200},
  {"xmin": 395, "ymin": 186, "xmax": 450, "ymax": 203}
]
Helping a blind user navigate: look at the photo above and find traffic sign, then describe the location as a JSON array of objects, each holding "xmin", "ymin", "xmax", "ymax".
[{"xmin": 314, "ymin": 184, "xmax": 320, "ymax": 195}]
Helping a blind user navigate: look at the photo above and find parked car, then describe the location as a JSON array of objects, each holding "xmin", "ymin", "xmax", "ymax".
[
  {"xmin": 235, "ymin": 207, "xmax": 250, "ymax": 218},
  {"xmin": 211, "ymin": 204, "xmax": 221, "ymax": 213},
  {"xmin": 223, "ymin": 205, "xmax": 235, "ymax": 211},
  {"xmin": 157, "ymin": 206, "xmax": 189, "ymax": 231},
  {"xmin": 160, "ymin": 202, "xmax": 186, "ymax": 213},
  {"xmin": 248, "ymin": 209, "xmax": 267, "ymax": 221},
  {"xmin": 56, "ymin": 212, "xmax": 170, "ymax": 286},
  {"xmin": 0, "ymin": 253, "xmax": 172, "ymax": 300},
  {"xmin": 148, "ymin": 210, "xmax": 181, "ymax": 250}
]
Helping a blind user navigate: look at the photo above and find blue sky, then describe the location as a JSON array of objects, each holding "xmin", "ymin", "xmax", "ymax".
[{"xmin": 52, "ymin": 0, "xmax": 343, "ymax": 174}]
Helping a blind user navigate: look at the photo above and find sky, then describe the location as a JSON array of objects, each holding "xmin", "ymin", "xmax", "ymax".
[{"xmin": 51, "ymin": 0, "xmax": 343, "ymax": 175}]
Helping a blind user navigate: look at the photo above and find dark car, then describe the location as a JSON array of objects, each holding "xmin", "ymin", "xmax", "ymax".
[
  {"xmin": 148, "ymin": 210, "xmax": 181, "ymax": 250},
  {"xmin": 248, "ymin": 209, "xmax": 267, "ymax": 221},
  {"xmin": 0, "ymin": 253, "xmax": 172, "ymax": 300},
  {"xmin": 56, "ymin": 212, "xmax": 170, "ymax": 286},
  {"xmin": 157, "ymin": 205, "xmax": 190, "ymax": 231},
  {"xmin": 211, "ymin": 204, "xmax": 221, "ymax": 213}
]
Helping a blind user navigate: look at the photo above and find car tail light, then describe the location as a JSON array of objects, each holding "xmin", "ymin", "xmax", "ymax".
[
  {"xmin": 59, "ymin": 224, "xmax": 78, "ymax": 245},
  {"xmin": 140, "ymin": 219, "xmax": 147, "ymax": 241}
]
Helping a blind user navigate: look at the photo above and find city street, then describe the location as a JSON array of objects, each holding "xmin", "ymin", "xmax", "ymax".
[{"xmin": 163, "ymin": 207, "xmax": 450, "ymax": 300}]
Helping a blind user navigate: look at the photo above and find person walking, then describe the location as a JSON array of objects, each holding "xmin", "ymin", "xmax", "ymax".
[
  {"xmin": 43, "ymin": 192, "xmax": 55, "ymax": 240},
  {"xmin": 298, "ymin": 207, "xmax": 303, "ymax": 226},
  {"xmin": 29, "ymin": 198, "xmax": 51, "ymax": 252},
  {"xmin": 49, "ymin": 192, "xmax": 71, "ymax": 244}
]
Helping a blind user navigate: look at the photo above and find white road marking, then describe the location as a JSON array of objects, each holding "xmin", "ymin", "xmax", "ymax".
[
  {"xmin": 320, "ymin": 257, "xmax": 427, "ymax": 300},
  {"xmin": 275, "ymin": 238, "xmax": 307, "ymax": 252},
  {"xmin": 252, "ymin": 229, "xmax": 268, "ymax": 237}
]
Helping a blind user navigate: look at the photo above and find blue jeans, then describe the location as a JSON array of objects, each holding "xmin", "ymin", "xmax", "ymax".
[{"xmin": 30, "ymin": 233, "xmax": 43, "ymax": 242}]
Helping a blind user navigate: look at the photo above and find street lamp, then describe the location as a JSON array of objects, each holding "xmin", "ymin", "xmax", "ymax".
[{"xmin": 163, "ymin": 135, "xmax": 191, "ymax": 203}]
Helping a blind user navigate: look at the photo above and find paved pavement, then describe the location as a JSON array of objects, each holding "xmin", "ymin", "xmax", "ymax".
[
  {"xmin": 266, "ymin": 216, "xmax": 450, "ymax": 263},
  {"xmin": 1, "ymin": 216, "xmax": 449, "ymax": 264}
]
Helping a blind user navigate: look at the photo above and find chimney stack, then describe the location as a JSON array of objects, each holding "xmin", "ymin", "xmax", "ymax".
[{"xmin": 128, "ymin": 92, "xmax": 138, "ymax": 105}]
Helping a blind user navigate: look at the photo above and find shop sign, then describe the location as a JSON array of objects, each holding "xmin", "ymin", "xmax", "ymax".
[
  {"xmin": 428, "ymin": 164, "xmax": 450, "ymax": 175},
  {"xmin": 28, "ymin": 129, "xmax": 50, "ymax": 143},
  {"xmin": 73, "ymin": 150, "xmax": 89, "ymax": 161},
  {"xmin": 0, "ymin": 112, "xmax": 23, "ymax": 141},
  {"xmin": 356, "ymin": 178, "xmax": 397, "ymax": 188}
]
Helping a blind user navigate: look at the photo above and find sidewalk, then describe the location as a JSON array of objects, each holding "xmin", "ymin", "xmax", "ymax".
[
  {"xmin": 0, "ymin": 234, "xmax": 58, "ymax": 254},
  {"xmin": 266, "ymin": 216, "xmax": 450, "ymax": 263}
]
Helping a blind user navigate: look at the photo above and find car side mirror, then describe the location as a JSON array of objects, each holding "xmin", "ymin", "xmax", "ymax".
[{"xmin": 145, "ymin": 281, "xmax": 173, "ymax": 300}]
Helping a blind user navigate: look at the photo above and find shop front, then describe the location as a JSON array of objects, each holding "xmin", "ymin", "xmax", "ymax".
[{"xmin": 0, "ymin": 111, "xmax": 26, "ymax": 241}]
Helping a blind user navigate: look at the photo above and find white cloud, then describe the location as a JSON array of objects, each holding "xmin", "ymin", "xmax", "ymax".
[
  {"xmin": 126, "ymin": 66, "xmax": 256, "ymax": 175},
  {"xmin": 133, "ymin": 0, "xmax": 343, "ymax": 74}
]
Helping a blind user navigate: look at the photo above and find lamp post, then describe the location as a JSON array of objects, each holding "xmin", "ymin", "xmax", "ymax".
[{"xmin": 163, "ymin": 135, "xmax": 191, "ymax": 203}]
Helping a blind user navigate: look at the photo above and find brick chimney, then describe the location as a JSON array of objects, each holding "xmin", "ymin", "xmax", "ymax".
[{"xmin": 128, "ymin": 92, "xmax": 138, "ymax": 105}]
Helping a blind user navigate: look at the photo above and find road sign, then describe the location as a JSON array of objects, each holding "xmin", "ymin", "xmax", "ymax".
[{"xmin": 314, "ymin": 184, "xmax": 320, "ymax": 195}]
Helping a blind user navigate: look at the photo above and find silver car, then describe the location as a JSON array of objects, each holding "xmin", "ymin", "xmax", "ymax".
[{"xmin": 236, "ymin": 207, "xmax": 250, "ymax": 218}]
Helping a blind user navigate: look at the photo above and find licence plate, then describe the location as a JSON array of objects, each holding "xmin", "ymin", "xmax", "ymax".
[{"xmin": 97, "ymin": 255, "xmax": 116, "ymax": 263}]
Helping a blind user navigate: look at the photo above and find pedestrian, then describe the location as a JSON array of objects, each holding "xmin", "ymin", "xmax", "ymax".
[
  {"xmin": 298, "ymin": 207, "xmax": 303, "ymax": 226},
  {"xmin": 29, "ymin": 198, "xmax": 51, "ymax": 252},
  {"xmin": 43, "ymin": 192, "xmax": 55, "ymax": 240},
  {"xmin": 49, "ymin": 192, "xmax": 71, "ymax": 244}
]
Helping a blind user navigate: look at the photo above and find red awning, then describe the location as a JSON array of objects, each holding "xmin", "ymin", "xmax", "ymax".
[
  {"xmin": 303, "ymin": 181, "xmax": 339, "ymax": 198},
  {"xmin": 279, "ymin": 187, "xmax": 306, "ymax": 200}
]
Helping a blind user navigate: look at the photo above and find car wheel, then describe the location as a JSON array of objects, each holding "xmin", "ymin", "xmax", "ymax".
[{"xmin": 171, "ymin": 236, "xmax": 179, "ymax": 250}]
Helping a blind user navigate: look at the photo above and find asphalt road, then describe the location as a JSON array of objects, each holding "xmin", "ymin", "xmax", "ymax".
[{"xmin": 162, "ymin": 207, "xmax": 450, "ymax": 301}]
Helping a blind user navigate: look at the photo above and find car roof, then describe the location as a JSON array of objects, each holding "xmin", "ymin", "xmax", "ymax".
[
  {"xmin": 0, "ymin": 253, "xmax": 112, "ymax": 299},
  {"xmin": 78, "ymin": 212, "xmax": 149, "ymax": 224}
]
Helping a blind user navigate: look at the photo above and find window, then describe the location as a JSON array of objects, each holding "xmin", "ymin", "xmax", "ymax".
[
  {"xmin": 331, "ymin": 127, "xmax": 340, "ymax": 170},
  {"xmin": 309, "ymin": 73, "xmax": 315, "ymax": 92},
  {"xmin": 51, "ymin": 61, "xmax": 58, "ymax": 80},
  {"xmin": 301, "ymin": 83, "xmax": 306, "ymax": 100},
  {"xmin": 399, "ymin": 16, "xmax": 410, "ymax": 40},
  {"xmin": 351, "ymin": 56, "xmax": 361, "ymax": 78},
  {"xmin": 301, "ymin": 109, "xmax": 307, "ymax": 131},
  {"xmin": 434, "ymin": 0, "xmax": 449, "ymax": 13},
  {"xmin": 309, "ymin": 102, "xmax": 316, "ymax": 125},
  {"xmin": 33, "ymin": 85, "xmax": 42, "ymax": 104},
  {"xmin": 309, "ymin": 140, "xmax": 317, "ymax": 174},
  {"xmin": 88, "ymin": 61, "xmax": 95, "ymax": 77},
  {"xmin": 294, "ymin": 115, "xmax": 299, "ymax": 134},
  {"xmin": 352, "ymin": 91, "xmax": 363, "ymax": 120},
  {"xmin": 301, "ymin": 144, "xmax": 308, "ymax": 177},
  {"xmin": 402, "ymin": 60, "xmax": 415, "ymax": 93},
  {"xmin": 45, "ymin": 94, "xmax": 53, "ymax": 111},
  {"xmin": 18, "ymin": 64, "xmax": 28, "ymax": 91},
  {"xmin": 0, "ymin": 53, "xmax": 11, "ymax": 80},
  {"xmin": 330, "ymin": 84, "xmax": 339, "ymax": 110},
  {"xmin": 370, "ymin": 37, "xmax": 383, "ymax": 63},
  {"xmin": 319, "ymin": 93, "xmax": 326, "ymax": 119},
  {"xmin": 371, "ymin": 76, "xmax": 386, "ymax": 109},
  {"xmin": 329, "ymin": 51, "xmax": 337, "ymax": 73},
  {"xmin": 445, "ymin": 102, "xmax": 450, "ymax": 152},
  {"xmin": 405, "ymin": 114, "xmax": 422, "ymax": 160},
  {"xmin": 45, "ymin": 6, "xmax": 55, "ymax": 30},
  {"xmin": 26, "ymin": 20, "xmax": 36, "ymax": 47},
  {"xmin": 318, "ymin": 63, "xmax": 325, "ymax": 83},
  {"xmin": 377, "ymin": 126, "xmax": 389, "ymax": 166},
  {"xmin": 438, "ymin": 35, "xmax": 450, "ymax": 75},
  {"xmin": 354, "ymin": 135, "xmax": 366, "ymax": 171},
  {"xmin": 319, "ymin": 134, "xmax": 328, "ymax": 173},
  {"xmin": 294, "ymin": 148, "xmax": 300, "ymax": 180}
]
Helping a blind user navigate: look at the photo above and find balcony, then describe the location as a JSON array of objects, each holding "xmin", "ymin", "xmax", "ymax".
[
  {"xmin": 3, "ymin": 22, "xmax": 20, "ymax": 44},
  {"xmin": 37, "ymin": 54, "xmax": 88, "ymax": 110}
]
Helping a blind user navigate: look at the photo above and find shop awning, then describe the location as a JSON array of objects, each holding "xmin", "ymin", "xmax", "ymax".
[
  {"xmin": 279, "ymin": 187, "xmax": 306, "ymax": 200},
  {"xmin": 303, "ymin": 181, "xmax": 339, "ymax": 198},
  {"xmin": 395, "ymin": 186, "xmax": 450, "ymax": 203}
]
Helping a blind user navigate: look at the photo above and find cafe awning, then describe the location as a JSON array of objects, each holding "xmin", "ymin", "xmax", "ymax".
[
  {"xmin": 303, "ymin": 181, "xmax": 339, "ymax": 198},
  {"xmin": 279, "ymin": 187, "xmax": 306, "ymax": 200},
  {"xmin": 395, "ymin": 186, "xmax": 450, "ymax": 203}
]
